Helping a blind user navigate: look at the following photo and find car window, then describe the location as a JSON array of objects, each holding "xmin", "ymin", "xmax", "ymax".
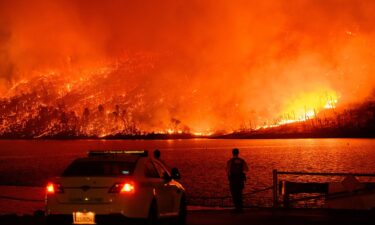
[
  {"xmin": 153, "ymin": 160, "xmax": 170, "ymax": 178},
  {"xmin": 144, "ymin": 161, "xmax": 160, "ymax": 178},
  {"xmin": 62, "ymin": 160, "xmax": 135, "ymax": 177}
]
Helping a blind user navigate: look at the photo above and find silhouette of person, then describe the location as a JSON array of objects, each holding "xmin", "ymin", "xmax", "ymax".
[
  {"xmin": 153, "ymin": 149, "xmax": 170, "ymax": 174},
  {"xmin": 154, "ymin": 149, "xmax": 161, "ymax": 159},
  {"xmin": 227, "ymin": 148, "xmax": 248, "ymax": 212}
]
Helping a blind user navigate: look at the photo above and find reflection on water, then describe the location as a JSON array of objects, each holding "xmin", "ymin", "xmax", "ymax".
[{"xmin": 0, "ymin": 138, "xmax": 375, "ymax": 206}]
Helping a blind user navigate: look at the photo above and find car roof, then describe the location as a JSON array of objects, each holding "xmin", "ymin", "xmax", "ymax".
[
  {"xmin": 73, "ymin": 155, "xmax": 140, "ymax": 163},
  {"xmin": 80, "ymin": 150, "xmax": 149, "ymax": 163},
  {"xmin": 88, "ymin": 150, "xmax": 148, "ymax": 157}
]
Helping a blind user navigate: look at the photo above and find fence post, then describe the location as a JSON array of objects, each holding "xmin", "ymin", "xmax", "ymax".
[{"xmin": 273, "ymin": 169, "xmax": 278, "ymax": 208}]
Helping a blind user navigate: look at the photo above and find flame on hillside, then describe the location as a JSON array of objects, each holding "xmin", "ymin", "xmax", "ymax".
[
  {"xmin": 0, "ymin": 59, "xmax": 341, "ymax": 138},
  {"xmin": 253, "ymin": 90, "xmax": 340, "ymax": 130},
  {"xmin": 277, "ymin": 91, "xmax": 338, "ymax": 124}
]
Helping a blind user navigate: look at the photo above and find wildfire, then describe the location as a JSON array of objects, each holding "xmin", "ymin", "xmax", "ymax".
[
  {"xmin": 272, "ymin": 90, "xmax": 339, "ymax": 127},
  {"xmin": 0, "ymin": 60, "xmax": 347, "ymax": 138},
  {"xmin": 1, "ymin": 0, "xmax": 374, "ymax": 138}
]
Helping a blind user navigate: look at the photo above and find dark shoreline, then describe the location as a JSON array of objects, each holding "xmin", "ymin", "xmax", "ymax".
[
  {"xmin": 215, "ymin": 132, "xmax": 375, "ymax": 139},
  {"xmin": 0, "ymin": 132, "xmax": 374, "ymax": 140}
]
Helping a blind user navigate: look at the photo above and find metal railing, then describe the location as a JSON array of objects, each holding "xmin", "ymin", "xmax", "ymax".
[
  {"xmin": 0, "ymin": 184, "xmax": 274, "ymax": 208},
  {"xmin": 187, "ymin": 186, "xmax": 273, "ymax": 207},
  {"xmin": 0, "ymin": 194, "xmax": 44, "ymax": 202},
  {"xmin": 272, "ymin": 169, "xmax": 375, "ymax": 208}
]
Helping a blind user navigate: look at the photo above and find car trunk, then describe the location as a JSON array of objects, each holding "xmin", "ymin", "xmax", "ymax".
[{"xmin": 54, "ymin": 177, "xmax": 129, "ymax": 204}]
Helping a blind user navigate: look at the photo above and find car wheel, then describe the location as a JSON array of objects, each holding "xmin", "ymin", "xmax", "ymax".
[
  {"xmin": 146, "ymin": 200, "xmax": 158, "ymax": 225},
  {"xmin": 171, "ymin": 195, "xmax": 187, "ymax": 225}
]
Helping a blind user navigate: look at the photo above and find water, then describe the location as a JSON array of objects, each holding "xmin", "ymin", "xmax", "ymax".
[{"xmin": 0, "ymin": 138, "xmax": 375, "ymax": 211}]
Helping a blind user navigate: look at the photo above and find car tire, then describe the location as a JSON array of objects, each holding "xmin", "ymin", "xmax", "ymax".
[
  {"xmin": 146, "ymin": 200, "xmax": 158, "ymax": 225},
  {"xmin": 171, "ymin": 195, "xmax": 187, "ymax": 225}
]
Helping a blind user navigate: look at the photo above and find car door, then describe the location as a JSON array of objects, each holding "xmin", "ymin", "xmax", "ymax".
[
  {"xmin": 144, "ymin": 160, "xmax": 173, "ymax": 216},
  {"xmin": 152, "ymin": 160, "xmax": 180, "ymax": 216}
]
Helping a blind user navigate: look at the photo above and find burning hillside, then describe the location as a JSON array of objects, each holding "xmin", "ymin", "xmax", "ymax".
[
  {"xmin": 0, "ymin": 0, "xmax": 374, "ymax": 138},
  {"xmin": 0, "ymin": 53, "xmax": 195, "ymax": 138}
]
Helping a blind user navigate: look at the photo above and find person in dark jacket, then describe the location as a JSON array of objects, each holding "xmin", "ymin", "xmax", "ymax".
[{"xmin": 226, "ymin": 148, "xmax": 249, "ymax": 212}]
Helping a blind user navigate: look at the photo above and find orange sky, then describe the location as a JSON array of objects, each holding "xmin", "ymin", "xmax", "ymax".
[{"xmin": 0, "ymin": 0, "xmax": 374, "ymax": 133}]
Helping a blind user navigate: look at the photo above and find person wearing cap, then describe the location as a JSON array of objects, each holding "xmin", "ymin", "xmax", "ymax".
[{"xmin": 226, "ymin": 148, "xmax": 249, "ymax": 212}]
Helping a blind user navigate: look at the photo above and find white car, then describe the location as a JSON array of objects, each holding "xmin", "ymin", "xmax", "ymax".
[{"xmin": 45, "ymin": 150, "xmax": 186, "ymax": 225}]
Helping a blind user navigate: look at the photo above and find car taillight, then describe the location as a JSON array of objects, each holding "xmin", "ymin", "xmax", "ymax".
[
  {"xmin": 109, "ymin": 181, "xmax": 135, "ymax": 194},
  {"xmin": 46, "ymin": 182, "xmax": 64, "ymax": 194}
]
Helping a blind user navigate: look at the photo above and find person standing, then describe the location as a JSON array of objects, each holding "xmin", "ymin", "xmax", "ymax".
[
  {"xmin": 153, "ymin": 149, "xmax": 169, "ymax": 168},
  {"xmin": 227, "ymin": 148, "xmax": 248, "ymax": 212},
  {"xmin": 153, "ymin": 149, "xmax": 161, "ymax": 160}
]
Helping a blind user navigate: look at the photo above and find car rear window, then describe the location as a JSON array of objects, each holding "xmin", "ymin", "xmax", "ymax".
[{"xmin": 62, "ymin": 160, "xmax": 136, "ymax": 177}]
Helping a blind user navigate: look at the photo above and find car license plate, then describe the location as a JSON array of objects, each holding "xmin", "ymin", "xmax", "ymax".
[{"xmin": 73, "ymin": 212, "xmax": 95, "ymax": 224}]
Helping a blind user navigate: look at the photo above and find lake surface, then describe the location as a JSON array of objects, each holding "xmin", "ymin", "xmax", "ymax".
[{"xmin": 0, "ymin": 138, "xmax": 375, "ymax": 209}]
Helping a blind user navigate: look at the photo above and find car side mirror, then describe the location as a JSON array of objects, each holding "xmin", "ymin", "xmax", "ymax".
[{"xmin": 171, "ymin": 168, "xmax": 181, "ymax": 180}]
